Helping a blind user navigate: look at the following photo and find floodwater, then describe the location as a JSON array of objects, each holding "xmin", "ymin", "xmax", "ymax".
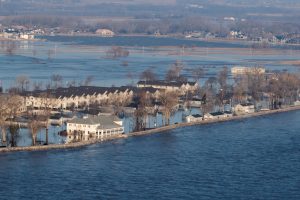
[
  {"xmin": 0, "ymin": 36, "xmax": 299, "ymax": 146},
  {"xmin": 0, "ymin": 36, "xmax": 299, "ymax": 90},
  {"xmin": 0, "ymin": 36, "xmax": 300, "ymax": 199},
  {"xmin": 0, "ymin": 110, "xmax": 300, "ymax": 199}
]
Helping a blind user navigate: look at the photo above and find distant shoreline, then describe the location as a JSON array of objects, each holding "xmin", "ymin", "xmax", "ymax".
[
  {"xmin": 0, "ymin": 38, "xmax": 44, "ymax": 42},
  {"xmin": 1, "ymin": 105, "xmax": 300, "ymax": 153},
  {"xmin": 39, "ymin": 34, "xmax": 300, "ymax": 49}
]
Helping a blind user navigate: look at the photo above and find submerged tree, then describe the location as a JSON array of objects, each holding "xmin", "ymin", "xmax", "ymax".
[
  {"xmin": 0, "ymin": 96, "xmax": 9, "ymax": 145},
  {"xmin": 140, "ymin": 68, "xmax": 157, "ymax": 82},
  {"xmin": 51, "ymin": 74, "xmax": 63, "ymax": 89},
  {"xmin": 8, "ymin": 125, "xmax": 19, "ymax": 147},
  {"xmin": 133, "ymin": 91, "xmax": 153, "ymax": 131},
  {"xmin": 165, "ymin": 60, "xmax": 187, "ymax": 82},
  {"xmin": 191, "ymin": 66, "xmax": 205, "ymax": 84},
  {"xmin": 106, "ymin": 46, "xmax": 130, "ymax": 59},
  {"xmin": 40, "ymin": 92, "xmax": 55, "ymax": 145},
  {"xmin": 159, "ymin": 91, "xmax": 178, "ymax": 125},
  {"xmin": 28, "ymin": 119, "xmax": 43, "ymax": 146},
  {"xmin": 217, "ymin": 66, "xmax": 229, "ymax": 110},
  {"xmin": 83, "ymin": 75, "xmax": 94, "ymax": 86},
  {"xmin": 16, "ymin": 75, "xmax": 30, "ymax": 92}
]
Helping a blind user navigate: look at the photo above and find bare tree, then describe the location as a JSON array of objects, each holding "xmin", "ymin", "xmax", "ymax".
[
  {"xmin": 51, "ymin": 74, "xmax": 63, "ymax": 89},
  {"xmin": 192, "ymin": 66, "xmax": 205, "ymax": 84},
  {"xmin": 133, "ymin": 91, "xmax": 153, "ymax": 131},
  {"xmin": 0, "ymin": 95, "xmax": 9, "ymax": 145},
  {"xmin": 28, "ymin": 119, "xmax": 43, "ymax": 146},
  {"xmin": 165, "ymin": 60, "xmax": 186, "ymax": 82},
  {"xmin": 5, "ymin": 94, "xmax": 23, "ymax": 147},
  {"xmin": 67, "ymin": 79, "xmax": 77, "ymax": 88},
  {"xmin": 40, "ymin": 92, "xmax": 55, "ymax": 145},
  {"xmin": 32, "ymin": 81, "xmax": 44, "ymax": 91},
  {"xmin": 159, "ymin": 91, "xmax": 178, "ymax": 125},
  {"xmin": 200, "ymin": 89, "xmax": 215, "ymax": 119},
  {"xmin": 217, "ymin": 67, "xmax": 228, "ymax": 110},
  {"xmin": 16, "ymin": 75, "xmax": 30, "ymax": 92},
  {"xmin": 83, "ymin": 75, "xmax": 94, "ymax": 86},
  {"xmin": 106, "ymin": 46, "xmax": 130, "ymax": 59},
  {"xmin": 8, "ymin": 125, "xmax": 19, "ymax": 147},
  {"xmin": 233, "ymin": 75, "xmax": 247, "ymax": 104},
  {"xmin": 140, "ymin": 68, "xmax": 157, "ymax": 81}
]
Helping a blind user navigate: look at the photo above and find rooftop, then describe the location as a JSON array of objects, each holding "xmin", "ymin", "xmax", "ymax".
[
  {"xmin": 240, "ymin": 103, "xmax": 254, "ymax": 107},
  {"xmin": 22, "ymin": 86, "xmax": 130, "ymax": 98},
  {"xmin": 137, "ymin": 80, "xmax": 197, "ymax": 87},
  {"xmin": 22, "ymin": 86, "xmax": 160, "ymax": 99},
  {"xmin": 68, "ymin": 115, "xmax": 122, "ymax": 129}
]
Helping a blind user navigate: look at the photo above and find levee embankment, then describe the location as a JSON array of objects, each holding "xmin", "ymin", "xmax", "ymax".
[{"xmin": 1, "ymin": 105, "xmax": 300, "ymax": 153}]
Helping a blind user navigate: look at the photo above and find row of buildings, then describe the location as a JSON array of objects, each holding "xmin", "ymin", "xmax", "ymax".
[
  {"xmin": 22, "ymin": 81, "xmax": 198, "ymax": 110},
  {"xmin": 17, "ymin": 81, "xmax": 198, "ymax": 142},
  {"xmin": 0, "ymin": 28, "xmax": 35, "ymax": 40},
  {"xmin": 186, "ymin": 103, "xmax": 255, "ymax": 123}
]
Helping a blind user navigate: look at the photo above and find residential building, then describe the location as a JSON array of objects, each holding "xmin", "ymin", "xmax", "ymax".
[
  {"xmin": 66, "ymin": 115, "xmax": 124, "ymax": 141},
  {"xmin": 95, "ymin": 29, "xmax": 115, "ymax": 37},
  {"xmin": 234, "ymin": 103, "xmax": 255, "ymax": 115},
  {"xmin": 231, "ymin": 66, "xmax": 265, "ymax": 76},
  {"xmin": 294, "ymin": 100, "xmax": 300, "ymax": 106},
  {"xmin": 186, "ymin": 114, "xmax": 203, "ymax": 123},
  {"xmin": 19, "ymin": 33, "xmax": 35, "ymax": 40},
  {"xmin": 204, "ymin": 111, "xmax": 233, "ymax": 120},
  {"xmin": 137, "ymin": 80, "xmax": 198, "ymax": 94},
  {"xmin": 21, "ymin": 86, "xmax": 161, "ymax": 110},
  {"xmin": 22, "ymin": 86, "xmax": 134, "ymax": 110}
]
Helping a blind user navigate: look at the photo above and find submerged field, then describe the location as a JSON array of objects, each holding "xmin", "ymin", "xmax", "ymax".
[{"xmin": 0, "ymin": 36, "xmax": 299, "ymax": 89}]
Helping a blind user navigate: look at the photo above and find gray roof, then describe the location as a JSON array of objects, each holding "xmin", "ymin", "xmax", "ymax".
[
  {"xmin": 68, "ymin": 115, "xmax": 122, "ymax": 129},
  {"xmin": 21, "ymin": 86, "xmax": 132, "ymax": 98},
  {"xmin": 137, "ymin": 80, "xmax": 197, "ymax": 87},
  {"xmin": 21, "ymin": 86, "xmax": 160, "ymax": 99}
]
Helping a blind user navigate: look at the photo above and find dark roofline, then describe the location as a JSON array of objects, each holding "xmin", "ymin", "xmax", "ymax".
[
  {"xmin": 138, "ymin": 80, "xmax": 197, "ymax": 87},
  {"xmin": 22, "ymin": 86, "xmax": 132, "ymax": 98},
  {"xmin": 240, "ymin": 103, "xmax": 254, "ymax": 106}
]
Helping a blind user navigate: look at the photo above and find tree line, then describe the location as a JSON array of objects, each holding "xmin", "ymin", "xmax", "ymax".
[
  {"xmin": 1, "ymin": 64, "xmax": 300, "ymax": 145},
  {"xmin": 2, "ymin": 15, "xmax": 300, "ymax": 41},
  {"xmin": 133, "ymin": 64, "xmax": 300, "ymax": 131}
]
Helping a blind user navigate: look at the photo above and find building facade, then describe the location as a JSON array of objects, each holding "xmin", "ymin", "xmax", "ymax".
[
  {"xmin": 66, "ymin": 115, "xmax": 124, "ymax": 142},
  {"xmin": 137, "ymin": 80, "xmax": 198, "ymax": 94}
]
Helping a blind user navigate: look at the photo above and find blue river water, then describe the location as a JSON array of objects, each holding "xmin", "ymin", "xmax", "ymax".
[{"xmin": 1, "ymin": 110, "xmax": 300, "ymax": 200}]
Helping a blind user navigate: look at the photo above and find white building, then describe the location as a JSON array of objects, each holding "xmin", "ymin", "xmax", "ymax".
[
  {"xmin": 95, "ymin": 29, "xmax": 115, "ymax": 37},
  {"xmin": 234, "ymin": 103, "xmax": 255, "ymax": 115},
  {"xmin": 186, "ymin": 114, "xmax": 203, "ymax": 123},
  {"xmin": 294, "ymin": 100, "xmax": 300, "ymax": 106},
  {"xmin": 186, "ymin": 111, "xmax": 233, "ymax": 122},
  {"xmin": 22, "ymin": 86, "xmax": 136, "ymax": 110},
  {"xmin": 19, "ymin": 33, "xmax": 35, "ymax": 40},
  {"xmin": 66, "ymin": 115, "xmax": 124, "ymax": 141},
  {"xmin": 231, "ymin": 66, "xmax": 265, "ymax": 76},
  {"xmin": 137, "ymin": 80, "xmax": 198, "ymax": 94}
]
